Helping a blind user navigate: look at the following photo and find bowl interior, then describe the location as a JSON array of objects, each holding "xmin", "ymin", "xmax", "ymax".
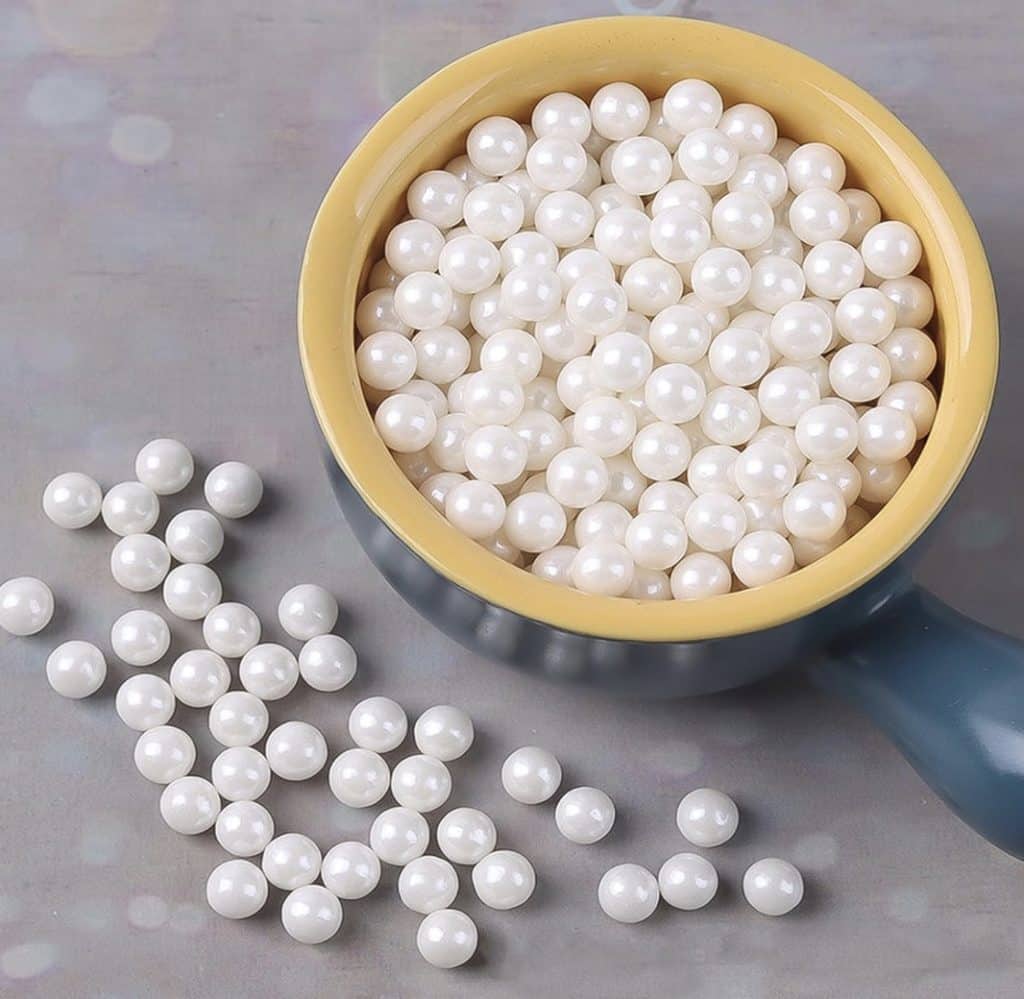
[{"xmin": 299, "ymin": 17, "xmax": 997, "ymax": 642}]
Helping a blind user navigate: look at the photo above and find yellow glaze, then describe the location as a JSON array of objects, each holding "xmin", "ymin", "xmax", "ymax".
[{"xmin": 298, "ymin": 17, "xmax": 997, "ymax": 642}]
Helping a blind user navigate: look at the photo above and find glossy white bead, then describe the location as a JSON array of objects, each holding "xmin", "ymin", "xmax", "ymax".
[
  {"xmin": 590, "ymin": 82, "xmax": 649, "ymax": 140},
  {"xmin": 676, "ymin": 128, "xmax": 738, "ymax": 186},
  {"xmin": 472, "ymin": 850, "xmax": 535, "ymax": 910},
  {"xmin": 134, "ymin": 725, "xmax": 195, "ymax": 784},
  {"xmin": 101, "ymin": 481, "xmax": 159, "ymax": 536},
  {"xmin": 399, "ymin": 856, "xmax": 459, "ymax": 914},
  {"xmin": 829, "ymin": 343, "xmax": 891, "ymax": 402},
  {"xmin": 370, "ymin": 806, "xmax": 430, "ymax": 866},
  {"xmin": 659, "ymin": 853, "xmax": 719, "ymax": 910},
  {"xmin": 445, "ymin": 479, "xmax": 506, "ymax": 538},
  {"xmin": 624, "ymin": 511, "xmax": 687, "ymax": 571},
  {"xmin": 856, "ymin": 454, "xmax": 911, "ymax": 504},
  {"xmin": 795, "ymin": 403, "xmax": 859, "ymax": 462},
  {"xmin": 803, "ymin": 239, "xmax": 864, "ymax": 299},
  {"xmin": 0, "ymin": 576, "xmax": 53, "ymax": 636},
  {"xmin": 46, "ymin": 640, "xmax": 106, "ymax": 699},
  {"xmin": 733, "ymin": 442, "xmax": 797, "ymax": 499},
  {"xmin": 598, "ymin": 863, "xmax": 659, "ymax": 923},
  {"xmin": 348, "ymin": 695, "xmax": 407, "ymax": 752},
  {"xmin": 462, "ymin": 370, "xmax": 525, "ymax": 426},
  {"xmin": 728, "ymin": 152, "xmax": 788, "ymax": 206},
  {"xmin": 621, "ymin": 257, "xmax": 683, "ymax": 316},
  {"xmin": 555, "ymin": 786, "xmax": 615, "ymax": 844},
  {"xmin": 357, "ymin": 331, "xmax": 417, "ymax": 391},
  {"xmin": 211, "ymin": 746, "xmax": 271, "ymax": 802},
  {"xmin": 569, "ymin": 396, "xmax": 633, "ymax": 457},
  {"xmin": 208, "ymin": 691, "xmax": 269, "ymax": 748},
  {"xmin": 394, "ymin": 271, "xmax": 455, "ymax": 330},
  {"xmin": 110, "ymin": 533, "xmax": 170, "ymax": 592},
  {"xmin": 783, "ymin": 480, "xmax": 846, "ymax": 541},
  {"xmin": 879, "ymin": 276, "xmax": 934, "ymax": 329},
  {"xmin": 499, "ymin": 265, "xmax": 561, "ymax": 324},
  {"xmin": 203, "ymin": 602, "xmax": 261, "ymax": 658},
  {"xmin": 206, "ymin": 860, "xmax": 268, "ymax": 919},
  {"xmin": 411, "ymin": 326, "xmax": 470, "ymax": 385},
  {"xmin": 407, "ymin": 170, "xmax": 467, "ymax": 230},
  {"xmin": 237, "ymin": 643, "xmax": 297, "ymax": 701},
  {"xmin": 375, "ymin": 393, "xmax": 438, "ymax": 453},
  {"xmin": 712, "ymin": 191, "xmax": 774, "ymax": 251},
  {"xmin": 565, "ymin": 275, "xmax": 628, "ymax": 334},
  {"xmin": 407, "ymin": 707, "xmax": 474, "ymax": 765},
  {"xmin": 691, "ymin": 247, "xmax": 750, "ymax": 307},
  {"xmin": 747, "ymin": 255, "xmax": 805, "ymax": 313},
  {"xmin": 789, "ymin": 188, "xmax": 849, "ymax": 245},
  {"xmin": 676, "ymin": 787, "xmax": 739, "ymax": 846},
  {"xmin": 467, "ymin": 115, "xmax": 527, "ymax": 176},
  {"xmin": 839, "ymin": 188, "xmax": 882, "ymax": 245},
  {"xmin": 355, "ymin": 288, "xmax": 410, "ymax": 338},
  {"xmin": 133, "ymin": 438, "xmax": 194, "ymax": 496},
  {"xmin": 663, "ymin": 78, "xmax": 722, "ymax": 133},
  {"xmin": 684, "ymin": 492, "xmax": 746, "ymax": 552},
  {"xmin": 533, "ymin": 92, "xmax": 591, "ymax": 142},
  {"xmin": 295, "ymin": 634, "xmax": 356, "ymax": 693},
  {"xmin": 631, "ymin": 422, "xmax": 692, "ymax": 482},
  {"xmin": 858, "ymin": 406, "xmax": 916, "ymax": 463},
  {"xmin": 743, "ymin": 858, "xmax": 804, "ymax": 916},
  {"xmin": 265, "ymin": 721, "xmax": 328, "ymax": 782},
  {"xmin": 593, "ymin": 207, "xmax": 651, "ymax": 266},
  {"xmin": 111, "ymin": 609, "xmax": 170, "ymax": 666},
  {"xmin": 215, "ymin": 800, "xmax": 274, "ymax": 857},
  {"xmin": 757, "ymin": 366, "xmax": 819, "ymax": 426},
  {"xmin": 160, "ymin": 776, "xmax": 220, "ymax": 835},
  {"xmin": 275, "ymin": 583, "xmax": 337, "ymax": 642},
  {"xmin": 860, "ymin": 220, "xmax": 922, "ymax": 279},
  {"xmin": 512, "ymin": 409, "xmax": 566, "ymax": 471},
  {"xmin": 526, "ymin": 134, "xmax": 588, "ymax": 192},
  {"xmin": 769, "ymin": 300, "xmax": 832, "ymax": 361},
  {"xmin": 200, "ymin": 461, "xmax": 262, "ymax": 520},
  {"xmin": 687, "ymin": 445, "xmax": 740, "ymax": 498},
  {"xmin": 165, "ymin": 509, "xmax": 223, "ymax": 564},
  {"xmin": 115, "ymin": 673, "xmax": 174, "ymax": 730},
  {"xmin": 262, "ymin": 833, "xmax": 321, "ymax": 890},
  {"xmin": 462, "ymin": 182, "xmax": 525, "ymax": 242},
  {"xmin": 501, "ymin": 493, "xmax": 565, "ymax": 554},
  {"xmin": 464, "ymin": 425, "xmax": 528, "ymax": 485},
  {"xmin": 834, "ymin": 287, "xmax": 896, "ymax": 345},
  {"xmin": 501, "ymin": 745, "xmax": 562, "ymax": 803},
  {"xmin": 281, "ymin": 885, "xmax": 343, "ymax": 945},
  {"xmin": 417, "ymin": 909, "xmax": 478, "ymax": 968},
  {"xmin": 545, "ymin": 447, "xmax": 608, "ymax": 509},
  {"xmin": 533, "ymin": 190, "xmax": 595, "ymax": 248},
  {"xmin": 610, "ymin": 136, "xmax": 672, "ymax": 195},
  {"xmin": 163, "ymin": 563, "xmax": 222, "ymax": 620},
  {"xmin": 647, "ymin": 305, "xmax": 710, "ymax": 364},
  {"xmin": 719, "ymin": 102, "xmax": 777, "ymax": 155},
  {"xmin": 328, "ymin": 748, "xmax": 390, "ymax": 808},
  {"xmin": 603, "ymin": 454, "xmax": 647, "ymax": 512},
  {"xmin": 43, "ymin": 472, "xmax": 102, "ymax": 529},
  {"xmin": 389, "ymin": 754, "xmax": 451, "ymax": 813},
  {"xmin": 530, "ymin": 545, "xmax": 577, "ymax": 586},
  {"xmin": 732, "ymin": 530, "xmax": 795, "ymax": 587},
  {"xmin": 786, "ymin": 142, "xmax": 845, "ymax": 194},
  {"xmin": 879, "ymin": 327, "xmax": 937, "ymax": 383},
  {"xmin": 880, "ymin": 381, "xmax": 936, "ymax": 439},
  {"xmin": 321, "ymin": 842, "xmax": 381, "ymax": 900},
  {"xmin": 699, "ymin": 386, "xmax": 760, "ymax": 446},
  {"xmin": 571, "ymin": 539, "xmax": 634, "ymax": 595},
  {"xmin": 800, "ymin": 459, "xmax": 862, "ymax": 506},
  {"xmin": 708, "ymin": 326, "xmax": 770, "ymax": 386},
  {"xmin": 640, "ymin": 481, "xmax": 696, "ymax": 520},
  {"xmin": 571, "ymin": 501, "xmax": 627, "ymax": 547},
  {"xmin": 670, "ymin": 552, "xmax": 732, "ymax": 599}
]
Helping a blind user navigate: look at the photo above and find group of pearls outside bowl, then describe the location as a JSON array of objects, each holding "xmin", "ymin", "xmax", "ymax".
[
  {"xmin": 356, "ymin": 79, "xmax": 938, "ymax": 600},
  {"xmin": 5, "ymin": 435, "xmax": 803, "ymax": 968}
]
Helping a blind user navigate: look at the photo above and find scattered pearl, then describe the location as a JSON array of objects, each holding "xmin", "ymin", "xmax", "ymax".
[
  {"xmin": 208, "ymin": 691, "xmax": 269, "ymax": 748},
  {"xmin": 203, "ymin": 602, "xmax": 261, "ymax": 658},
  {"xmin": 659, "ymin": 853, "xmax": 718, "ymax": 910},
  {"xmin": 743, "ymin": 858, "xmax": 804, "ymax": 916},
  {"xmin": 159, "ymin": 776, "xmax": 220, "ymax": 835},
  {"xmin": 399, "ymin": 856, "xmax": 460, "ymax": 914},
  {"xmin": 111, "ymin": 609, "xmax": 170, "ymax": 666},
  {"xmin": 46, "ymin": 641, "xmax": 106, "ymax": 699},
  {"xmin": 437, "ymin": 808, "xmax": 498, "ymax": 865},
  {"xmin": 0, "ymin": 577, "xmax": 54, "ymax": 636},
  {"xmin": 134, "ymin": 438, "xmax": 194, "ymax": 495},
  {"xmin": 501, "ymin": 745, "xmax": 562, "ymax": 804},
  {"xmin": 321, "ymin": 842, "xmax": 381, "ymax": 899},
  {"xmin": 110, "ymin": 533, "xmax": 170, "ymax": 592},
  {"xmin": 101, "ymin": 482, "xmax": 159, "ymax": 536},
  {"xmin": 203, "ymin": 461, "xmax": 263, "ymax": 518},
  {"xmin": 265, "ymin": 721, "xmax": 328, "ymax": 781},
  {"xmin": 663, "ymin": 79, "xmax": 722, "ymax": 133},
  {"xmin": 134, "ymin": 725, "xmax": 196, "ymax": 784},
  {"xmin": 215, "ymin": 800, "xmax": 274, "ymax": 857},
  {"xmin": 276, "ymin": 583, "xmax": 338, "ymax": 642},
  {"xmin": 168, "ymin": 648, "xmax": 229, "ymax": 707},
  {"xmin": 329, "ymin": 747, "xmax": 390, "ymax": 807},
  {"xmin": 465, "ymin": 424, "xmax": 529, "ymax": 485},
  {"xmin": 555, "ymin": 786, "xmax": 615, "ymax": 844},
  {"xmin": 262, "ymin": 833, "xmax": 322, "ymax": 890},
  {"xmin": 676, "ymin": 787, "xmax": 739, "ymax": 847},
  {"xmin": 42, "ymin": 472, "xmax": 102, "ymax": 529},
  {"xmin": 281, "ymin": 885, "xmax": 343, "ymax": 945},
  {"xmin": 417, "ymin": 909, "xmax": 478, "ymax": 968},
  {"xmin": 349, "ymin": 695, "xmax": 408, "ymax": 752},
  {"xmin": 472, "ymin": 850, "xmax": 535, "ymax": 909},
  {"xmin": 211, "ymin": 746, "xmax": 271, "ymax": 802},
  {"xmin": 298, "ymin": 634, "xmax": 357, "ymax": 692},
  {"xmin": 463, "ymin": 183, "xmax": 525, "ymax": 242},
  {"xmin": 370, "ymin": 806, "xmax": 430, "ymax": 866},
  {"xmin": 391, "ymin": 754, "xmax": 452, "ymax": 813},
  {"xmin": 719, "ymin": 102, "xmax": 777, "ymax": 156},
  {"xmin": 116, "ymin": 673, "xmax": 175, "ymax": 730},
  {"xmin": 162, "ymin": 562, "xmax": 222, "ymax": 620},
  {"xmin": 206, "ymin": 860, "xmax": 268, "ymax": 919},
  {"xmin": 165, "ymin": 509, "xmax": 224, "ymax": 565},
  {"xmin": 598, "ymin": 863, "xmax": 659, "ymax": 923}
]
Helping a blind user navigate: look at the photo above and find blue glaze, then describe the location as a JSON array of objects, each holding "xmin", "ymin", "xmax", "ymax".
[{"xmin": 327, "ymin": 456, "xmax": 1024, "ymax": 857}]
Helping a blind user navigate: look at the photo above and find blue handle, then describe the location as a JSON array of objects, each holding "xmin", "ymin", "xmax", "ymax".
[{"xmin": 813, "ymin": 586, "xmax": 1024, "ymax": 860}]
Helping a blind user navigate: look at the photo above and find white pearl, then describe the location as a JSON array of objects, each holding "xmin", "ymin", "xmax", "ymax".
[
  {"xmin": 712, "ymin": 191, "xmax": 774, "ymax": 250},
  {"xmin": 211, "ymin": 746, "xmax": 271, "ymax": 802},
  {"xmin": 399, "ymin": 856, "xmax": 459, "ymax": 914},
  {"xmin": 610, "ymin": 136, "xmax": 672, "ymax": 195},
  {"xmin": 462, "ymin": 182, "xmax": 525, "ymax": 241},
  {"xmin": 879, "ymin": 327, "xmax": 937, "ymax": 382},
  {"xmin": 417, "ymin": 909, "xmax": 478, "ymax": 968},
  {"xmin": 709, "ymin": 326, "xmax": 771, "ymax": 386},
  {"xmin": 215, "ymin": 800, "xmax": 274, "ymax": 857},
  {"xmin": 757, "ymin": 366, "xmax": 820, "ymax": 425},
  {"xmin": 432, "ymin": 809, "xmax": 497, "ymax": 869},
  {"xmin": 208, "ymin": 691, "xmax": 269, "ymax": 747},
  {"xmin": 795, "ymin": 403, "xmax": 859, "ymax": 462},
  {"xmin": 421, "ymin": 472, "xmax": 466, "ymax": 514},
  {"xmin": 281, "ymin": 885, "xmax": 343, "ymax": 945},
  {"xmin": 728, "ymin": 153, "xmax": 788, "ymax": 207},
  {"xmin": 639, "ymin": 481, "xmax": 696, "ymax": 520},
  {"xmin": 659, "ymin": 853, "xmax": 719, "ymax": 910},
  {"xmin": 322, "ymin": 842, "xmax": 381, "ymax": 899},
  {"xmin": 663, "ymin": 78, "xmax": 722, "ymax": 132},
  {"xmin": 652, "ymin": 179, "xmax": 713, "ymax": 219},
  {"xmin": 531, "ymin": 545, "xmax": 578, "ymax": 586},
  {"xmin": 168, "ymin": 646, "xmax": 229, "ymax": 708},
  {"xmin": 570, "ymin": 539, "xmax": 634, "ymax": 595},
  {"xmin": 375, "ymin": 393, "xmax": 438, "ymax": 452},
  {"xmin": 131, "ymin": 438, "xmax": 194, "ymax": 496},
  {"xmin": 0, "ymin": 576, "xmax": 53, "ymax": 636},
  {"xmin": 791, "ymin": 524, "xmax": 850, "ymax": 567},
  {"xmin": 329, "ymin": 748, "xmax": 390, "ymax": 807},
  {"xmin": 839, "ymin": 188, "xmax": 882, "ymax": 244},
  {"xmin": 236, "ymin": 643, "xmax": 297, "ymax": 701},
  {"xmin": 43, "ymin": 472, "xmax": 102, "ymax": 528},
  {"xmin": 677, "ymin": 787, "xmax": 739, "ymax": 846},
  {"xmin": 858, "ymin": 406, "xmax": 916, "ymax": 463},
  {"xmin": 732, "ymin": 530, "xmax": 795, "ymax": 587},
  {"xmin": 202, "ymin": 464, "xmax": 262, "ymax": 519},
  {"xmin": 411, "ymin": 326, "xmax": 470, "ymax": 384},
  {"xmin": 621, "ymin": 257, "xmax": 683, "ymax": 315},
  {"xmin": 501, "ymin": 745, "xmax": 562, "ymax": 803},
  {"xmin": 408, "ymin": 706, "xmax": 474, "ymax": 763},
  {"xmin": 115, "ymin": 673, "xmax": 174, "ymax": 730},
  {"xmin": 598, "ymin": 863, "xmax": 659, "ymax": 923},
  {"xmin": 690, "ymin": 247, "xmax": 750, "ymax": 306},
  {"xmin": 533, "ymin": 190, "xmax": 595, "ymax": 248},
  {"xmin": 788, "ymin": 187, "xmax": 849, "ymax": 245},
  {"xmin": 769, "ymin": 300, "xmax": 832, "ymax": 361},
  {"xmin": 274, "ymin": 584, "xmax": 337, "ymax": 643},
  {"xmin": 743, "ymin": 858, "xmax": 804, "ymax": 916},
  {"xmin": 445, "ymin": 479, "xmax": 506, "ymax": 538},
  {"xmin": 676, "ymin": 128, "xmax": 738, "ymax": 186},
  {"xmin": 746, "ymin": 255, "xmax": 805, "ymax": 313},
  {"xmin": 163, "ymin": 563, "xmax": 222, "ymax": 620},
  {"xmin": 555, "ymin": 249, "xmax": 615, "ymax": 297},
  {"xmin": 684, "ymin": 492, "xmax": 747, "ymax": 552},
  {"xmin": 556, "ymin": 356, "xmax": 609, "ymax": 412},
  {"xmin": 880, "ymin": 381, "xmax": 936, "ymax": 438},
  {"xmin": 394, "ymin": 271, "xmax": 455, "ymax": 330},
  {"xmin": 625, "ymin": 511, "xmax": 687, "ymax": 570},
  {"xmin": 741, "ymin": 496, "xmax": 787, "ymax": 535},
  {"xmin": 160, "ymin": 776, "xmax": 220, "ymax": 835},
  {"xmin": 733, "ymin": 442, "xmax": 797, "ymax": 499},
  {"xmin": 554, "ymin": 786, "xmax": 615, "ymax": 844},
  {"xmin": 800, "ymin": 459, "xmax": 862, "ymax": 506},
  {"xmin": 834, "ymin": 286, "xmax": 897, "ymax": 345},
  {"xmin": 593, "ymin": 207, "xmax": 652, "ymax": 265},
  {"xmin": 407, "ymin": 170, "xmax": 467, "ymax": 230},
  {"xmin": 574, "ymin": 501, "xmax": 631, "ymax": 546},
  {"xmin": 586, "ymin": 332, "xmax": 650, "ymax": 393},
  {"xmin": 534, "ymin": 309, "xmax": 594, "ymax": 366},
  {"xmin": 526, "ymin": 134, "xmax": 588, "ymax": 192},
  {"xmin": 262, "ymin": 833, "xmax": 321, "ymax": 890},
  {"xmin": 206, "ymin": 860, "xmax": 268, "ymax": 919},
  {"xmin": 390, "ymin": 754, "xmax": 452, "ymax": 813},
  {"xmin": 472, "ymin": 850, "xmax": 536, "ymax": 909},
  {"xmin": 203, "ymin": 602, "xmax": 261, "ymax": 658},
  {"xmin": 500, "ymin": 232, "xmax": 558, "ymax": 279},
  {"xmin": 111, "ymin": 609, "xmax": 169, "ymax": 666},
  {"xmin": 590, "ymin": 82, "xmax": 649, "ymax": 140},
  {"xmin": 428, "ymin": 413, "xmax": 475, "ymax": 472},
  {"xmin": 783, "ymin": 480, "xmax": 846, "ymax": 541},
  {"xmin": 370, "ymin": 806, "xmax": 430, "ymax": 866},
  {"xmin": 786, "ymin": 142, "xmax": 845, "ymax": 193},
  {"xmin": 295, "ymin": 634, "xmax": 356, "ymax": 693},
  {"xmin": 466, "ymin": 116, "xmax": 526, "ymax": 176},
  {"xmin": 165, "ymin": 509, "xmax": 223, "ymax": 565},
  {"xmin": 648, "ymin": 305, "xmax": 711, "ymax": 364},
  {"xmin": 590, "ymin": 182, "xmax": 645, "ymax": 219},
  {"xmin": 446, "ymin": 154, "xmax": 489, "ymax": 189},
  {"xmin": 631, "ymin": 422, "xmax": 692, "ymax": 481},
  {"xmin": 511, "ymin": 410, "xmax": 566, "ymax": 472},
  {"xmin": 545, "ymin": 447, "xmax": 608, "ymax": 508},
  {"xmin": 829, "ymin": 342, "xmax": 891, "ymax": 402},
  {"xmin": 462, "ymin": 370, "xmax": 524, "ymax": 426},
  {"xmin": 356, "ymin": 331, "xmax": 417, "ymax": 391},
  {"xmin": 603, "ymin": 454, "xmax": 647, "ymax": 511},
  {"xmin": 355, "ymin": 287, "xmax": 411, "ymax": 338},
  {"xmin": 478, "ymin": 333, "xmax": 541, "ymax": 392},
  {"xmin": 649, "ymin": 206, "xmax": 711, "ymax": 264},
  {"xmin": 134, "ymin": 725, "xmax": 195, "ymax": 784},
  {"xmin": 346, "ymin": 694, "xmax": 406, "ymax": 752},
  {"xmin": 265, "ymin": 721, "xmax": 328, "ymax": 782},
  {"xmin": 670, "ymin": 552, "xmax": 732, "ymax": 599},
  {"xmin": 503, "ymin": 492, "xmax": 567, "ymax": 553},
  {"xmin": 700, "ymin": 386, "xmax": 760, "ymax": 446},
  {"xmin": 860, "ymin": 220, "xmax": 922, "ymax": 279},
  {"xmin": 101, "ymin": 481, "xmax": 159, "ymax": 536},
  {"xmin": 719, "ymin": 102, "xmax": 777, "ymax": 155},
  {"xmin": 463, "ymin": 425, "xmax": 527, "ymax": 485},
  {"xmin": 879, "ymin": 276, "xmax": 934, "ymax": 329},
  {"xmin": 856, "ymin": 454, "xmax": 911, "ymax": 504},
  {"xmin": 533, "ymin": 92, "xmax": 591, "ymax": 142},
  {"xmin": 565, "ymin": 275, "xmax": 628, "ymax": 335},
  {"xmin": 499, "ymin": 265, "xmax": 561, "ymax": 323},
  {"xmin": 385, "ymin": 219, "xmax": 445, "ymax": 276},
  {"xmin": 748, "ymin": 226, "xmax": 804, "ymax": 266},
  {"xmin": 803, "ymin": 239, "xmax": 864, "ymax": 299},
  {"xmin": 569, "ymin": 396, "xmax": 634, "ymax": 457},
  {"xmin": 46, "ymin": 640, "xmax": 106, "ymax": 699},
  {"xmin": 110, "ymin": 533, "xmax": 170, "ymax": 592},
  {"xmin": 687, "ymin": 445, "xmax": 740, "ymax": 498}
]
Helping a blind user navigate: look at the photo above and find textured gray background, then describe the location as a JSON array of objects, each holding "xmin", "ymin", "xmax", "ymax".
[{"xmin": 1, "ymin": 0, "xmax": 1023, "ymax": 996}]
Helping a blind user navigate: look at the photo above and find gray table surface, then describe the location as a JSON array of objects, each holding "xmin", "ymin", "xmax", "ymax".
[{"xmin": 2, "ymin": 1, "xmax": 1023, "ymax": 996}]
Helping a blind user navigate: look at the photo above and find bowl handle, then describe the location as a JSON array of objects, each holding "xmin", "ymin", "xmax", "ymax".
[{"xmin": 813, "ymin": 586, "xmax": 1024, "ymax": 860}]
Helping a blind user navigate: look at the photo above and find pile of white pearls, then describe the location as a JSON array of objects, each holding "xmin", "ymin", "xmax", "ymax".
[{"xmin": 358, "ymin": 80, "xmax": 937, "ymax": 598}]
